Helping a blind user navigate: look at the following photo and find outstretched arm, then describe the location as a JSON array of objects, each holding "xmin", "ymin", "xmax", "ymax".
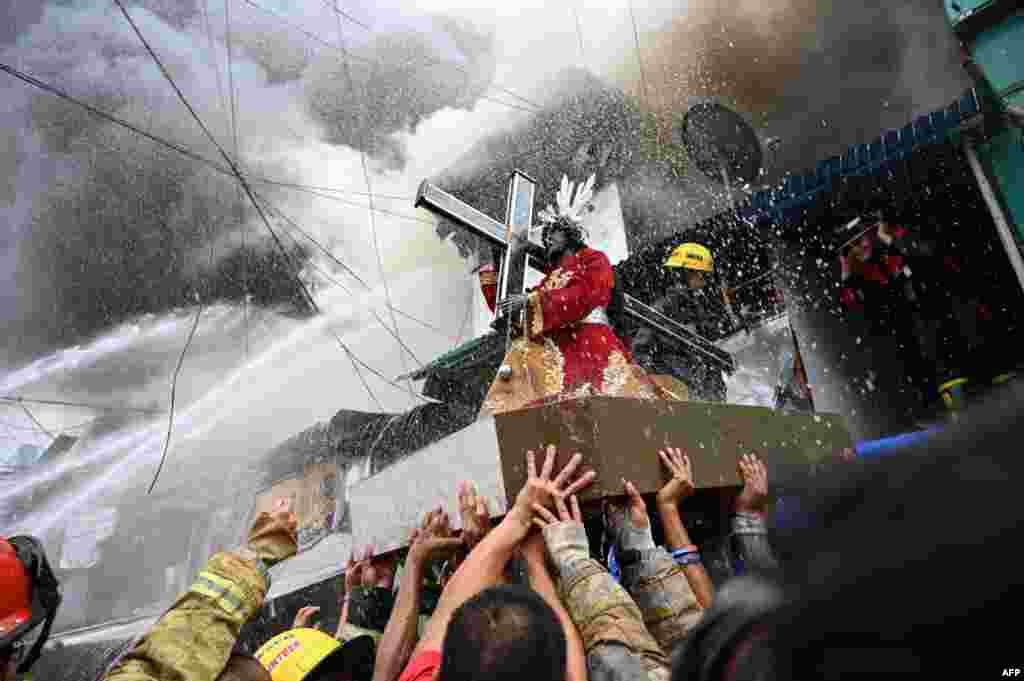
[
  {"xmin": 733, "ymin": 453, "xmax": 778, "ymax": 574},
  {"xmin": 656, "ymin": 448, "xmax": 715, "ymax": 609},
  {"xmin": 373, "ymin": 510, "xmax": 461, "ymax": 681},
  {"xmin": 536, "ymin": 492, "xmax": 672, "ymax": 678},
  {"xmin": 521, "ymin": 530, "xmax": 588, "ymax": 681},
  {"xmin": 413, "ymin": 446, "xmax": 595, "ymax": 655},
  {"xmin": 103, "ymin": 511, "xmax": 298, "ymax": 681}
]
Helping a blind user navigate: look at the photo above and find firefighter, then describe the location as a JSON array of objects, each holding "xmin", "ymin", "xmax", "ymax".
[
  {"xmin": 256, "ymin": 627, "xmax": 377, "ymax": 681},
  {"xmin": 102, "ymin": 510, "xmax": 298, "ymax": 681},
  {"xmin": 0, "ymin": 536, "xmax": 61, "ymax": 680},
  {"xmin": 632, "ymin": 242, "xmax": 731, "ymax": 402},
  {"xmin": 838, "ymin": 208, "xmax": 986, "ymax": 414}
]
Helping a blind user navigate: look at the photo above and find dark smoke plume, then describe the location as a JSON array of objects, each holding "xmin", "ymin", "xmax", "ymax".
[
  {"xmin": 621, "ymin": 0, "xmax": 970, "ymax": 179},
  {"xmin": 0, "ymin": 0, "xmax": 496, "ymax": 367}
]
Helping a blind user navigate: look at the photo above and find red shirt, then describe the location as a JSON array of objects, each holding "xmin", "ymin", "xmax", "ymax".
[{"xmin": 398, "ymin": 649, "xmax": 442, "ymax": 681}]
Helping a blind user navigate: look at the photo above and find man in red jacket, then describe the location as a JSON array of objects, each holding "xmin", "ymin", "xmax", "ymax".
[{"xmin": 838, "ymin": 208, "xmax": 987, "ymax": 410}]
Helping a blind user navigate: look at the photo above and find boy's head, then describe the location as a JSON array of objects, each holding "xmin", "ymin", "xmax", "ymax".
[
  {"xmin": 439, "ymin": 585, "xmax": 566, "ymax": 681},
  {"xmin": 217, "ymin": 654, "xmax": 272, "ymax": 681}
]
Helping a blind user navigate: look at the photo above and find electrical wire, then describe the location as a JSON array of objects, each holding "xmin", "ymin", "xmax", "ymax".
[
  {"xmin": 109, "ymin": 0, "xmax": 408, "ymax": 471},
  {"xmin": 239, "ymin": 0, "xmax": 541, "ymax": 114},
  {"xmin": 257, "ymin": 195, "xmax": 371, "ymax": 287},
  {"xmin": 259, "ymin": 200, "xmax": 433, "ymax": 407},
  {"xmin": 256, "ymin": 193, "xmax": 433, "ymax": 358},
  {"xmin": 0, "ymin": 396, "xmax": 160, "ymax": 414},
  {"xmin": 8, "ymin": 11, "xmax": 472, "ymax": 411},
  {"xmin": 17, "ymin": 404, "xmax": 54, "ymax": 440},
  {"xmin": 262, "ymin": 195, "xmax": 456, "ymax": 342},
  {"xmin": 0, "ymin": 61, "xmax": 232, "ymax": 173},
  {"xmin": 627, "ymin": 0, "xmax": 650, "ymax": 110},
  {"xmin": 0, "ymin": 61, "xmax": 518, "ymax": 225},
  {"xmin": 332, "ymin": 1, "xmax": 418, "ymax": 384},
  {"xmin": 259, "ymin": 182, "xmax": 435, "ymax": 225},
  {"xmin": 248, "ymin": 176, "xmax": 414, "ymax": 201},
  {"xmin": 275, "ymin": 213, "xmax": 453, "ymax": 348},
  {"xmin": 0, "ymin": 61, "xmax": 432, "ymax": 410},
  {"xmin": 320, "ymin": 0, "xmax": 371, "ymax": 31},
  {"xmin": 572, "ymin": 3, "xmax": 586, "ymax": 67},
  {"xmin": 112, "ymin": 0, "xmax": 318, "ymax": 314},
  {"xmin": 200, "ymin": 0, "xmax": 231, "ymax": 145},
  {"xmin": 147, "ymin": 302, "xmax": 203, "ymax": 494},
  {"xmin": 224, "ymin": 0, "xmax": 249, "ymax": 360}
]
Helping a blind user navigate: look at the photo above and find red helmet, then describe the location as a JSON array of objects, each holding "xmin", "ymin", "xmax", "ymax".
[
  {"xmin": 0, "ymin": 536, "xmax": 61, "ymax": 674},
  {"xmin": 0, "ymin": 540, "xmax": 32, "ymax": 637}
]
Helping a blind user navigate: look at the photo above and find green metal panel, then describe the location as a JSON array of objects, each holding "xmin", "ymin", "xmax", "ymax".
[
  {"xmin": 970, "ymin": 12, "xmax": 1024, "ymax": 105},
  {"xmin": 981, "ymin": 128, "xmax": 1024, "ymax": 242}
]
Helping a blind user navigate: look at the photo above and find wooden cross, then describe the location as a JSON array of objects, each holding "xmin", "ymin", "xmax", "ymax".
[{"xmin": 414, "ymin": 174, "xmax": 736, "ymax": 373}]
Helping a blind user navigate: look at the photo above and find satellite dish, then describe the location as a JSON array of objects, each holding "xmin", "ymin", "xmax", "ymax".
[{"xmin": 680, "ymin": 101, "xmax": 763, "ymax": 186}]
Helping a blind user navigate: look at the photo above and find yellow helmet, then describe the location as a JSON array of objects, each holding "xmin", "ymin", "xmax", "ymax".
[
  {"xmin": 256, "ymin": 628, "xmax": 375, "ymax": 681},
  {"xmin": 664, "ymin": 243, "xmax": 713, "ymax": 273}
]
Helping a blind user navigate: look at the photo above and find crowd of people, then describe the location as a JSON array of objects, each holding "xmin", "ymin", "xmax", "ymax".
[
  {"xmin": 0, "ymin": 442, "xmax": 781, "ymax": 681},
  {"xmin": 4, "ymin": 377, "xmax": 1024, "ymax": 679}
]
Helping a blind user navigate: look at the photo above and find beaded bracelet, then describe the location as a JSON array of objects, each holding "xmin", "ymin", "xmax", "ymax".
[{"xmin": 672, "ymin": 547, "xmax": 701, "ymax": 566}]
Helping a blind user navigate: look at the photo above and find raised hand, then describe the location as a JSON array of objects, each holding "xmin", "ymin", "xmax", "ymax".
[
  {"xmin": 532, "ymin": 493, "xmax": 583, "ymax": 529},
  {"xmin": 657, "ymin": 447, "xmax": 696, "ymax": 508},
  {"xmin": 343, "ymin": 548, "xmax": 369, "ymax": 597},
  {"xmin": 511, "ymin": 445, "xmax": 596, "ymax": 526},
  {"xmin": 619, "ymin": 479, "xmax": 651, "ymax": 530},
  {"xmin": 408, "ymin": 508, "xmax": 463, "ymax": 568},
  {"xmin": 292, "ymin": 605, "xmax": 321, "ymax": 630},
  {"xmin": 241, "ymin": 502, "xmax": 299, "ymax": 567},
  {"xmin": 736, "ymin": 453, "xmax": 769, "ymax": 515},
  {"xmin": 370, "ymin": 553, "xmax": 398, "ymax": 591},
  {"xmin": 457, "ymin": 481, "xmax": 492, "ymax": 552}
]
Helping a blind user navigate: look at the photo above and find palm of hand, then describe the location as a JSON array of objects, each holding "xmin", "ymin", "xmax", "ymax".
[
  {"xmin": 736, "ymin": 455, "xmax": 769, "ymax": 513},
  {"xmin": 657, "ymin": 477, "xmax": 694, "ymax": 506},
  {"xmin": 515, "ymin": 478, "xmax": 557, "ymax": 515},
  {"xmin": 409, "ymin": 512, "xmax": 458, "ymax": 564},
  {"xmin": 627, "ymin": 484, "xmax": 650, "ymax": 529}
]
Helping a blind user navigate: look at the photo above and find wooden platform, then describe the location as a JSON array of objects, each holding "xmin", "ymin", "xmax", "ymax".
[{"xmin": 349, "ymin": 397, "xmax": 853, "ymax": 553}]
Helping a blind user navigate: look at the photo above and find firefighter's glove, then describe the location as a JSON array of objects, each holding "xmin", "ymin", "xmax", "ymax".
[{"xmin": 241, "ymin": 511, "xmax": 299, "ymax": 567}]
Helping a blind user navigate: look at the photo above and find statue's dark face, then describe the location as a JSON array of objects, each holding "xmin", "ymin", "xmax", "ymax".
[{"xmin": 545, "ymin": 228, "xmax": 570, "ymax": 260}]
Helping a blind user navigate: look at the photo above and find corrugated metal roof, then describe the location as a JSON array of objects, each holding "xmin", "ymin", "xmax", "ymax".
[{"xmin": 739, "ymin": 88, "xmax": 983, "ymax": 226}]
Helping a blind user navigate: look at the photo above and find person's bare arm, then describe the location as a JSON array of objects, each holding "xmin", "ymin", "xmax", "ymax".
[
  {"xmin": 443, "ymin": 481, "xmax": 495, "ymax": 584},
  {"xmin": 657, "ymin": 448, "xmax": 715, "ymax": 608},
  {"xmin": 733, "ymin": 453, "xmax": 778, "ymax": 574},
  {"xmin": 414, "ymin": 445, "xmax": 595, "ymax": 655},
  {"xmin": 521, "ymin": 529, "xmax": 588, "ymax": 681},
  {"xmin": 335, "ymin": 546, "xmax": 371, "ymax": 639},
  {"xmin": 373, "ymin": 511, "xmax": 461, "ymax": 681}
]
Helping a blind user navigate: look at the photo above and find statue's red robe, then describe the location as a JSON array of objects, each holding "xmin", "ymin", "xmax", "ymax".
[{"xmin": 477, "ymin": 248, "xmax": 685, "ymax": 416}]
